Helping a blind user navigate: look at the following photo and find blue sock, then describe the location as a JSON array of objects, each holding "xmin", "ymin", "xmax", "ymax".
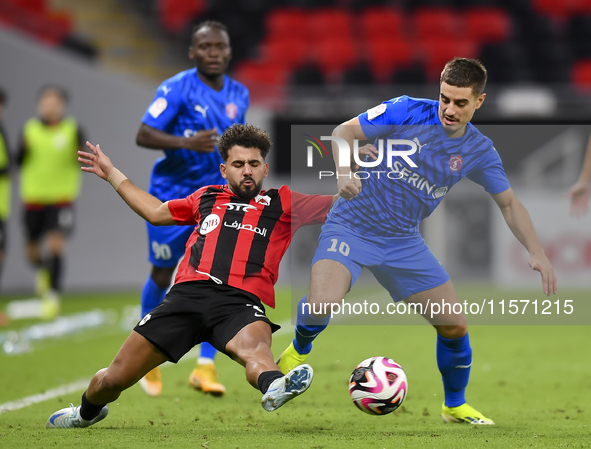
[
  {"xmin": 140, "ymin": 275, "xmax": 167, "ymax": 318},
  {"xmin": 437, "ymin": 333, "xmax": 472, "ymax": 407},
  {"xmin": 200, "ymin": 342, "xmax": 217, "ymax": 360},
  {"xmin": 293, "ymin": 295, "xmax": 330, "ymax": 355}
]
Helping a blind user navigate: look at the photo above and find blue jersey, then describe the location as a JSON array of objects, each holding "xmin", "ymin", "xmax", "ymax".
[
  {"xmin": 328, "ymin": 95, "xmax": 511, "ymax": 237},
  {"xmin": 141, "ymin": 69, "xmax": 249, "ymax": 201}
]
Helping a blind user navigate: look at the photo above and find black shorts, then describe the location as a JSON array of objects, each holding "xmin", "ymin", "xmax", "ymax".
[
  {"xmin": 24, "ymin": 203, "xmax": 75, "ymax": 242},
  {"xmin": 0, "ymin": 219, "xmax": 5, "ymax": 253},
  {"xmin": 133, "ymin": 280, "xmax": 281, "ymax": 363}
]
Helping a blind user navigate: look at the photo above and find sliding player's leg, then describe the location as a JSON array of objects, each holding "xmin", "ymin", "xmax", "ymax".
[
  {"xmin": 225, "ymin": 320, "xmax": 313, "ymax": 412},
  {"xmin": 47, "ymin": 331, "xmax": 168, "ymax": 428}
]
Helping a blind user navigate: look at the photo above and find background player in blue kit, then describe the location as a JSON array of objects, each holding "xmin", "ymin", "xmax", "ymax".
[
  {"xmin": 135, "ymin": 21, "xmax": 249, "ymax": 397},
  {"xmin": 277, "ymin": 58, "xmax": 557, "ymax": 424}
]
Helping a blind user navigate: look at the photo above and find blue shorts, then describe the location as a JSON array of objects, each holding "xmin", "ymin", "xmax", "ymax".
[
  {"xmin": 146, "ymin": 222, "xmax": 195, "ymax": 268},
  {"xmin": 312, "ymin": 222, "xmax": 450, "ymax": 302}
]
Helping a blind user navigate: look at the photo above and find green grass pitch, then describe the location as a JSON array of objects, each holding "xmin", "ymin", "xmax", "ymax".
[{"xmin": 1, "ymin": 287, "xmax": 590, "ymax": 448}]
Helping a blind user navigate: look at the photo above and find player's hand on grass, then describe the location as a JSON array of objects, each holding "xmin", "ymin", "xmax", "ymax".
[
  {"xmin": 352, "ymin": 144, "xmax": 379, "ymax": 170},
  {"xmin": 79, "ymin": 142, "xmax": 115, "ymax": 181},
  {"xmin": 182, "ymin": 128, "xmax": 219, "ymax": 153},
  {"xmin": 338, "ymin": 176, "xmax": 362, "ymax": 200},
  {"xmin": 564, "ymin": 181, "xmax": 590, "ymax": 218},
  {"xmin": 528, "ymin": 253, "xmax": 557, "ymax": 296}
]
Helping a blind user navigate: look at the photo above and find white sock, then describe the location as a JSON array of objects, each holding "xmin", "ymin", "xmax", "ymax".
[{"xmin": 198, "ymin": 357, "xmax": 214, "ymax": 366}]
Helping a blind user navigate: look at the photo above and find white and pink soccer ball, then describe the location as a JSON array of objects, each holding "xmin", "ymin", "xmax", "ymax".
[{"xmin": 349, "ymin": 356, "xmax": 408, "ymax": 415}]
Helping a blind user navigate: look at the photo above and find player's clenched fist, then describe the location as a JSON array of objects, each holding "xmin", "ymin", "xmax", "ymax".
[
  {"xmin": 183, "ymin": 128, "xmax": 219, "ymax": 153},
  {"xmin": 338, "ymin": 176, "xmax": 362, "ymax": 200}
]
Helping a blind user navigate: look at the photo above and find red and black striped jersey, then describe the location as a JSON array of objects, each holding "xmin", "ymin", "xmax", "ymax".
[{"xmin": 168, "ymin": 184, "xmax": 332, "ymax": 308}]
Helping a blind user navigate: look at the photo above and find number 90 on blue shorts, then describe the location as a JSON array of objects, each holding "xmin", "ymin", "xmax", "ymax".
[
  {"xmin": 311, "ymin": 222, "xmax": 450, "ymax": 302},
  {"xmin": 146, "ymin": 221, "xmax": 195, "ymax": 268}
]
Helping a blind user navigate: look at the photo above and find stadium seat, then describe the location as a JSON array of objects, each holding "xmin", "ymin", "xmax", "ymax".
[
  {"xmin": 234, "ymin": 60, "xmax": 288, "ymax": 87},
  {"xmin": 360, "ymin": 7, "xmax": 405, "ymax": 41},
  {"xmin": 5, "ymin": 0, "xmax": 46, "ymax": 13},
  {"xmin": 159, "ymin": 0, "xmax": 207, "ymax": 33},
  {"xmin": 260, "ymin": 38, "xmax": 308, "ymax": 71},
  {"xmin": 313, "ymin": 37, "xmax": 357, "ymax": 78},
  {"xmin": 414, "ymin": 7, "xmax": 458, "ymax": 40},
  {"xmin": 306, "ymin": 8, "xmax": 353, "ymax": 42},
  {"xmin": 464, "ymin": 7, "xmax": 512, "ymax": 44},
  {"xmin": 366, "ymin": 37, "xmax": 415, "ymax": 82},
  {"xmin": 571, "ymin": 59, "xmax": 591, "ymax": 91},
  {"xmin": 421, "ymin": 38, "xmax": 477, "ymax": 81},
  {"xmin": 265, "ymin": 7, "xmax": 307, "ymax": 41}
]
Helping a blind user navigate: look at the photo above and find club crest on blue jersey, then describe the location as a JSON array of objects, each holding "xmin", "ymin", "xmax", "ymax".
[{"xmin": 449, "ymin": 155, "xmax": 463, "ymax": 172}]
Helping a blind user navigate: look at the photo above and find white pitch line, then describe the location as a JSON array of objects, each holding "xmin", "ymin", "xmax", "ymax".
[
  {"xmin": 0, "ymin": 379, "xmax": 91, "ymax": 413},
  {"xmin": 0, "ymin": 319, "xmax": 294, "ymax": 414}
]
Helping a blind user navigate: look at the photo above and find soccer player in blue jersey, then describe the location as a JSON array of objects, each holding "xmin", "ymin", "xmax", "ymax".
[
  {"xmin": 277, "ymin": 58, "xmax": 557, "ymax": 424},
  {"xmin": 135, "ymin": 21, "xmax": 249, "ymax": 397}
]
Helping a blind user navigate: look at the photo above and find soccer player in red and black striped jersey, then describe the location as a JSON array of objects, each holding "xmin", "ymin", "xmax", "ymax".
[{"xmin": 46, "ymin": 124, "xmax": 339, "ymax": 429}]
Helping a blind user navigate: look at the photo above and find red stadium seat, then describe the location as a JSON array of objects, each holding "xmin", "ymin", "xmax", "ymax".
[
  {"xmin": 265, "ymin": 8, "xmax": 307, "ymax": 41},
  {"xmin": 260, "ymin": 38, "xmax": 308, "ymax": 70},
  {"xmin": 366, "ymin": 37, "xmax": 416, "ymax": 82},
  {"xmin": 361, "ymin": 7, "xmax": 405, "ymax": 41},
  {"xmin": 5, "ymin": 0, "xmax": 46, "ymax": 13},
  {"xmin": 313, "ymin": 37, "xmax": 357, "ymax": 77},
  {"xmin": 421, "ymin": 38, "xmax": 478, "ymax": 81},
  {"xmin": 464, "ymin": 7, "xmax": 512, "ymax": 44},
  {"xmin": 414, "ymin": 7, "xmax": 458, "ymax": 40},
  {"xmin": 306, "ymin": 8, "xmax": 353, "ymax": 42},
  {"xmin": 159, "ymin": 0, "xmax": 207, "ymax": 33},
  {"xmin": 234, "ymin": 60, "xmax": 289, "ymax": 86},
  {"xmin": 571, "ymin": 59, "xmax": 591, "ymax": 91},
  {"xmin": 532, "ymin": 0, "xmax": 590, "ymax": 20}
]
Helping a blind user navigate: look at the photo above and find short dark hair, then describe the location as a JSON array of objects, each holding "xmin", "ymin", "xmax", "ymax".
[
  {"xmin": 191, "ymin": 20, "xmax": 229, "ymax": 42},
  {"xmin": 218, "ymin": 124, "xmax": 271, "ymax": 161},
  {"xmin": 440, "ymin": 58, "xmax": 487, "ymax": 97},
  {"xmin": 37, "ymin": 85, "xmax": 69, "ymax": 103},
  {"xmin": 0, "ymin": 87, "xmax": 6, "ymax": 106}
]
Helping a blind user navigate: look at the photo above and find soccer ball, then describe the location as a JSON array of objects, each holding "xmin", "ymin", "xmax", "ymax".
[{"xmin": 349, "ymin": 356, "xmax": 407, "ymax": 415}]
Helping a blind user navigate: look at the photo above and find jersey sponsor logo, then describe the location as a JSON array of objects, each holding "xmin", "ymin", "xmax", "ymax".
[
  {"xmin": 139, "ymin": 313, "xmax": 151, "ymax": 326},
  {"xmin": 432, "ymin": 186, "xmax": 448, "ymax": 199},
  {"xmin": 148, "ymin": 97, "xmax": 167, "ymax": 118},
  {"xmin": 194, "ymin": 104, "xmax": 209, "ymax": 117},
  {"xmin": 200, "ymin": 213, "xmax": 221, "ymax": 235},
  {"xmin": 254, "ymin": 194, "xmax": 271, "ymax": 206},
  {"xmin": 413, "ymin": 137, "xmax": 427, "ymax": 154},
  {"xmin": 224, "ymin": 220, "xmax": 267, "ymax": 237},
  {"xmin": 449, "ymin": 155, "xmax": 463, "ymax": 172},
  {"xmin": 390, "ymin": 160, "xmax": 437, "ymax": 196},
  {"xmin": 219, "ymin": 202, "xmax": 257, "ymax": 212},
  {"xmin": 161, "ymin": 85, "xmax": 172, "ymax": 95},
  {"xmin": 367, "ymin": 104, "xmax": 387, "ymax": 120},
  {"xmin": 226, "ymin": 102, "xmax": 238, "ymax": 119}
]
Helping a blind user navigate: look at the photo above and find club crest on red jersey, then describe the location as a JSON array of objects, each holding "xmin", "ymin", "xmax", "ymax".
[
  {"xmin": 448, "ymin": 155, "xmax": 463, "ymax": 172},
  {"xmin": 226, "ymin": 103, "xmax": 238, "ymax": 119}
]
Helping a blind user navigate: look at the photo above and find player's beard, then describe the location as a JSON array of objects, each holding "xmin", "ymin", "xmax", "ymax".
[{"xmin": 230, "ymin": 177, "xmax": 262, "ymax": 200}]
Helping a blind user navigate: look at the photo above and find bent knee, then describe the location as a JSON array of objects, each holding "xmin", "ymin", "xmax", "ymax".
[
  {"xmin": 150, "ymin": 266, "xmax": 175, "ymax": 289},
  {"xmin": 437, "ymin": 324, "xmax": 468, "ymax": 340}
]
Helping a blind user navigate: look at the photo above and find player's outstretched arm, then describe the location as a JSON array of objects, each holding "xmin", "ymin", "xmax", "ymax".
[
  {"xmin": 564, "ymin": 133, "xmax": 591, "ymax": 217},
  {"xmin": 491, "ymin": 188, "xmax": 557, "ymax": 296},
  {"xmin": 332, "ymin": 117, "xmax": 371, "ymax": 200},
  {"xmin": 78, "ymin": 142, "xmax": 175, "ymax": 226},
  {"xmin": 136, "ymin": 123, "xmax": 218, "ymax": 153}
]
